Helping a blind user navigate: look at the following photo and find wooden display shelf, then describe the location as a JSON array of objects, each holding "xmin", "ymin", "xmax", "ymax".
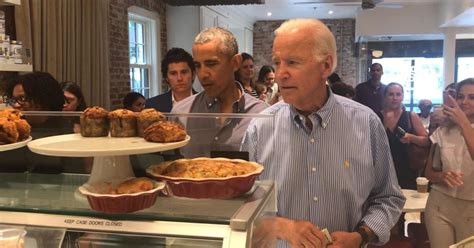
[
  {"xmin": 0, "ymin": 0, "xmax": 21, "ymax": 6},
  {"xmin": 0, "ymin": 63, "xmax": 33, "ymax": 72}
]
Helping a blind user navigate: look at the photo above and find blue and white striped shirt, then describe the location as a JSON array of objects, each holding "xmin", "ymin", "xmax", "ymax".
[{"xmin": 242, "ymin": 91, "xmax": 405, "ymax": 245}]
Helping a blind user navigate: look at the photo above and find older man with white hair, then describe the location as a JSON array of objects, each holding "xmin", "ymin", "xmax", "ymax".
[{"xmin": 242, "ymin": 19, "xmax": 405, "ymax": 248}]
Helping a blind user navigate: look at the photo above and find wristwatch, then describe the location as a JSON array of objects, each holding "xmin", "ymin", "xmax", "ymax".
[{"xmin": 356, "ymin": 226, "xmax": 370, "ymax": 248}]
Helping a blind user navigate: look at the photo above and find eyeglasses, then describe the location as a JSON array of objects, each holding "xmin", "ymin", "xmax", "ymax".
[{"xmin": 4, "ymin": 95, "xmax": 27, "ymax": 106}]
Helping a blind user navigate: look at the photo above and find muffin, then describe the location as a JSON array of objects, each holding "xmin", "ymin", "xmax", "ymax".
[
  {"xmin": 108, "ymin": 109, "xmax": 137, "ymax": 137},
  {"xmin": 80, "ymin": 107, "xmax": 109, "ymax": 137},
  {"xmin": 143, "ymin": 121, "xmax": 187, "ymax": 143},
  {"xmin": 137, "ymin": 108, "xmax": 166, "ymax": 137}
]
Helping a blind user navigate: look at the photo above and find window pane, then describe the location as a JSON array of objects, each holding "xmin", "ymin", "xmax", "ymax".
[
  {"xmin": 143, "ymin": 88, "xmax": 150, "ymax": 98},
  {"xmin": 142, "ymin": 68, "xmax": 149, "ymax": 89},
  {"xmin": 457, "ymin": 57, "xmax": 474, "ymax": 82},
  {"xmin": 129, "ymin": 21, "xmax": 136, "ymax": 44},
  {"xmin": 137, "ymin": 45, "xmax": 145, "ymax": 64},
  {"xmin": 373, "ymin": 57, "xmax": 444, "ymax": 109},
  {"xmin": 130, "ymin": 68, "xmax": 138, "ymax": 92},
  {"xmin": 137, "ymin": 23, "xmax": 144, "ymax": 44},
  {"xmin": 130, "ymin": 45, "xmax": 137, "ymax": 64},
  {"xmin": 133, "ymin": 67, "xmax": 142, "ymax": 90},
  {"xmin": 129, "ymin": 67, "xmax": 150, "ymax": 98}
]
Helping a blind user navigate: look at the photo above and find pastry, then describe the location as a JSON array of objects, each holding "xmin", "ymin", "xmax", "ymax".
[
  {"xmin": 109, "ymin": 177, "xmax": 155, "ymax": 194},
  {"xmin": 14, "ymin": 119, "xmax": 31, "ymax": 141},
  {"xmin": 108, "ymin": 109, "xmax": 137, "ymax": 137},
  {"xmin": 136, "ymin": 108, "xmax": 166, "ymax": 137},
  {"xmin": 0, "ymin": 118, "xmax": 19, "ymax": 144},
  {"xmin": 0, "ymin": 108, "xmax": 23, "ymax": 120},
  {"xmin": 143, "ymin": 121, "xmax": 186, "ymax": 143},
  {"xmin": 154, "ymin": 158, "xmax": 258, "ymax": 179},
  {"xmin": 80, "ymin": 107, "xmax": 109, "ymax": 137}
]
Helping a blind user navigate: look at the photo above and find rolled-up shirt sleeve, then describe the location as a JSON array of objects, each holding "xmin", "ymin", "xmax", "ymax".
[{"xmin": 360, "ymin": 114, "xmax": 406, "ymax": 245}]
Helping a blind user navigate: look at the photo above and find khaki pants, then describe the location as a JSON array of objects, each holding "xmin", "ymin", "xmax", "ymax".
[{"xmin": 425, "ymin": 189, "xmax": 474, "ymax": 248}]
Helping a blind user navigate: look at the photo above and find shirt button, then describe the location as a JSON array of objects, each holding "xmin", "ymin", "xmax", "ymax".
[
  {"xmin": 311, "ymin": 167, "xmax": 316, "ymax": 172},
  {"xmin": 313, "ymin": 197, "xmax": 318, "ymax": 202},
  {"xmin": 310, "ymin": 138, "xmax": 315, "ymax": 143},
  {"xmin": 214, "ymin": 136, "xmax": 218, "ymax": 141}
]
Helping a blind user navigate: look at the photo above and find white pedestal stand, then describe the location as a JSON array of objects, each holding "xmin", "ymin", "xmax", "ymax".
[{"xmin": 27, "ymin": 134, "xmax": 190, "ymax": 183}]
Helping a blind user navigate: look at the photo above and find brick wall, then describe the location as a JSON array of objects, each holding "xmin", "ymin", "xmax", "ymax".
[
  {"xmin": 108, "ymin": 0, "xmax": 167, "ymax": 109},
  {"xmin": 253, "ymin": 19, "xmax": 358, "ymax": 87}
]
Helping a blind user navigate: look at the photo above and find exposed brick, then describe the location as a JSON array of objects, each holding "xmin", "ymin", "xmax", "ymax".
[
  {"xmin": 253, "ymin": 19, "xmax": 357, "ymax": 87},
  {"xmin": 108, "ymin": 0, "xmax": 167, "ymax": 110}
]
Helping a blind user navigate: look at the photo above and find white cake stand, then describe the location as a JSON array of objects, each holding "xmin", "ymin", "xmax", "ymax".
[
  {"xmin": 27, "ymin": 133, "xmax": 190, "ymax": 183},
  {"xmin": 0, "ymin": 136, "xmax": 32, "ymax": 152}
]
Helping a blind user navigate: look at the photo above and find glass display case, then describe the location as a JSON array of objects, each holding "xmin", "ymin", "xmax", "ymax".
[{"xmin": 0, "ymin": 111, "xmax": 276, "ymax": 248}]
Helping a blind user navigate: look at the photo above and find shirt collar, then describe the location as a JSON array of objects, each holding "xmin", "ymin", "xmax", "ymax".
[
  {"xmin": 171, "ymin": 89, "xmax": 193, "ymax": 106},
  {"xmin": 204, "ymin": 81, "xmax": 245, "ymax": 113},
  {"xmin": 290, "ymin": 86, "xmax": 336, "ymax": 129}
]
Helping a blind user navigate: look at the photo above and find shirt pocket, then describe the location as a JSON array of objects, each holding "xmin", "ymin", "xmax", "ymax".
[{"xmin": 439, "ymin": 142, "xmax": 458, "ymax": 171}]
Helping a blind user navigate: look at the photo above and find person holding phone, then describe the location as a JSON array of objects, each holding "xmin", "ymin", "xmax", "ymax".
[
  {"xmin": 424, "ymin": 78, "xmax": 474, "ymax": 248},
  {"xmin": 379, "ymin": 82, "xmax": 430, "ymax": 189},
  {"xmin": 429, "ymin": 83, "xmax": 458, "ymax": 134}
]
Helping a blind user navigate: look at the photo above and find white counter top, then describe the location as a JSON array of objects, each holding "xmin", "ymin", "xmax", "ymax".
[{"xmin": 402, "ymin": 189, "xmax": 429, "ymax": 213}]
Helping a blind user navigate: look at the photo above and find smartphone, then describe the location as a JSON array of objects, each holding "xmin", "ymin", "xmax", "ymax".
[
  {"xmin": 432, "ymin": 104, "xmax": 447, "ymax": 125},
  {"xmin": 395, "ymin": 126, "xmax": 406, "ymax": 139}
]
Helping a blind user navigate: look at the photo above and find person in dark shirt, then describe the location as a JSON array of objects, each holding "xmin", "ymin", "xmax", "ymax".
[
  {"xmin": 331, "ymin": 82, "xmax": 355, "ymax": 99},
  {"xmin": 355, "ymin": 63, "xmax": 386, "ymax": 114},
  {"xmin": 123, "ymin": 92, "xmax": 145, "ymax": 112},
  {"xmin": 145, "ymin": 48, "xmax": 196, "ymax": 112}
]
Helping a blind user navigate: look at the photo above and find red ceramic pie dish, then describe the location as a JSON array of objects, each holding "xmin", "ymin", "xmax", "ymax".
[
  {"xmin": 146, "ymin": 158, "xmax": 264, "ymax": 199},
  {"xmin": 78, "ymin": 180, "xmax": 164, "ymax": 213}
]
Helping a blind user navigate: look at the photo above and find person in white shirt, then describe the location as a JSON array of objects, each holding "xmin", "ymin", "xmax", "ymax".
[{"xmin": 424, "ymin": 78, "xmax": 474, "ymax": 248}]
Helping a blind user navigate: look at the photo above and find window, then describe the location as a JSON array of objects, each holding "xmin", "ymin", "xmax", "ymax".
[
  {"xmin": 373, "ymin": 57, "xmax": 444, "ymax": 111},
  {"xmin": 455, "ymin": 38, "xmax": 474, "ymax": 83},
  {"xmin": 128, "ymin": 7, "xmax": 160, "ymax": 98},
  {"xmin": 366, "ymin": 39, "xmax": 445, "ymax": 111},
  {"xmin": 457, "ymin": 57, "xmax": 474, "ymax": 82}
]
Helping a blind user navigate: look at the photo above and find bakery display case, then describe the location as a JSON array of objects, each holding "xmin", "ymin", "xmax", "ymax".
[{"xmin": 0, "ymin": 111, "xmax": 276, "ymax": 248}]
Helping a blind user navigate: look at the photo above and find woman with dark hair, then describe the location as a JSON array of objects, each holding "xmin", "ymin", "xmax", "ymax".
[
  {"xmin": 60, "ymin": 81, "xmax": 87, "ymax": 111},
  {"xmin": 3, "ymin": 72, "xmax": 72, "ymax": 173},
  {"xmin": 235, "ymin": 53, "xmax": 258, "ymax": 98},
  {"xmin": 424, "ymin": 78, "xmax": 474, "ymax": 248},
  {"xmin": 257, "ymin": 65, "xmax": 279, "ymax": 104},
  {"xmin": 123, "ymin": 92, "xmax": 145, "ymax": 112},
  {"xmin": 380, "ymin": 82, "xmax": 430, "ymax": 189},
  {"xmin": 6, "ymin": 72, "xmax": 67, "ymax": 129},
  {"xmin": 6, "ymin": 72, "xmax": 65, "ymax": 113},
  {"xmin": 59, "ymin": 81, "xmax": 88, "ymax": 133}
]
